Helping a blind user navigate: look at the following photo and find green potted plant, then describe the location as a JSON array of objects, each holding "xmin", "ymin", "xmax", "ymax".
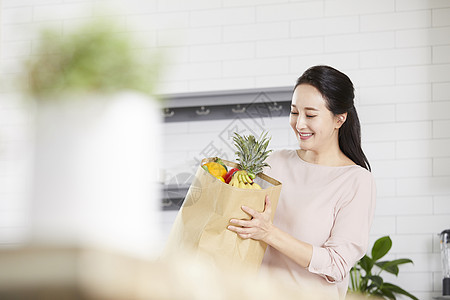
[
  {"xmin": 348, "ymin": 236, "xmax": 418, "ymax": 300},
  {"xmin": 24, "ymin": 18, "xmax": 164, "ymax": 258}
]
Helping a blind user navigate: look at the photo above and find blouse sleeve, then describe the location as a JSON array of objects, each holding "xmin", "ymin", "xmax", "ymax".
[{"xmin": 307, "ymin": 170, "xmax": 377, "ymax": 283}]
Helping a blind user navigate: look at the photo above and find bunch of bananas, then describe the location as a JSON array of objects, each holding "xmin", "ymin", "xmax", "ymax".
[{"xmin": 229, "ymin": 170, "xmax": 261, "ymax": 189}]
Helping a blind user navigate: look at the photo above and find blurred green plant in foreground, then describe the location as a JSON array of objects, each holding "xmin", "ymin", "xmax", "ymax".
[
  {"xmin": 348, "ymin": 236, "xmax": 418, "ymax": 300},
  {"xmin": 26, "ymin": 18, "xmax": 163, "ymax": 100}
]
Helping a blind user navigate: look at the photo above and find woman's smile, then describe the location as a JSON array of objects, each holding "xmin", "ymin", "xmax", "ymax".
[{"xmin": 298, "ymin": 132, "xmax": 314, "ymax": 140}]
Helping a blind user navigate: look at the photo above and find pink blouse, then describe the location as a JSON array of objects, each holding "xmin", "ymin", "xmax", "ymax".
[{"xmin": 261, "ymin": 149, "xmax": 377, "ymax": 299}]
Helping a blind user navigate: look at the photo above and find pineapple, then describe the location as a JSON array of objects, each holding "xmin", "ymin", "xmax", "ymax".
[{"xmin": 232, "ymin": 131, "xmax": 272, "ymax": 179}]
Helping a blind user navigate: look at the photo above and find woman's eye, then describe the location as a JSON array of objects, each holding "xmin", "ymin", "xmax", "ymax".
[
  {"xmin": 306, "ymin": 115, "xmax": 316, "ymax": 118},
  {"xmin": 290, "ymin": 111, "xmax": 299, "ymax": 115}
]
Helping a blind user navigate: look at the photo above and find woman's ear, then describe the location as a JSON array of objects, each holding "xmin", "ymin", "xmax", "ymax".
[{"xmin": 335, "ymin": 112, "xmax": 347, "ymax": 129}]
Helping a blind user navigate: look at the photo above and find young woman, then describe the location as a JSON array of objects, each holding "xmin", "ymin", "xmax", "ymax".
[{"xmin": 228, "ymin": 65, "xmax": 376, "ymax": 299}]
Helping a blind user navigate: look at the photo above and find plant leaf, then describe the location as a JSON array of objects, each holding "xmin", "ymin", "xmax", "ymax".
[
  {"xmin": 387, "ymin": 258, "xmax": 413, "ymax": 266},
  {"xmin": 369, "ymin": 275, "xmax": 383, "ymax": 288},
  {"xmin": 379, "ymin": 287, "xmax": 397, "ymax": 300},
  {"xmin": 376, "ymin": 261, "xmax": 399, "ymax": 276},
  {"xmin": 382, "ymin": 283, "xmax": 419, "ymax": 300},
  {"xmin": 376, "ymin": 259, "xmax": 413, "ymax": 276},
  {"xmin": 372, "ymin": 236, "xmax": 392, "ymax": 261},
  {"xmin": 359, "ymin": 255, "xmax": 374, "ymax": 274},
  {"xmin": 367, "ymin": 283, "xmax": 379, "ymax": 293}
]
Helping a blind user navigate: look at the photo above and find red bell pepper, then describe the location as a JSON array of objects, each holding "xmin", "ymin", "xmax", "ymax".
[{"xmin": 223, "ymin": 168, "xmax": 240, "ymax": 184}]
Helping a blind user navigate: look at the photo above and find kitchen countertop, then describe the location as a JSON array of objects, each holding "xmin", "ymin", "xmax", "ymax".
[{"xmin": 0, "ymin": 246, "xmax": 374, "ymax": 300}]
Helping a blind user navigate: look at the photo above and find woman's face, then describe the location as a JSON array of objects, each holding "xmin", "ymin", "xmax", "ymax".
[{"xmin": 289, "ymin": 84, "xmax": 343, "ymax": 153}]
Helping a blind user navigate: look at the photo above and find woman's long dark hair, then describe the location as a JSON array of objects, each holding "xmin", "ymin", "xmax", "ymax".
[{"xmin": 295, "ymin": 65, "xmax": 371, "ymax": 171}]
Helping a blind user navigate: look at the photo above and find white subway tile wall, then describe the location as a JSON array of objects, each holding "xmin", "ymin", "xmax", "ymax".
[{"xmin": 1, "ymin": 0, "xmax": 449, "ymax": 298}]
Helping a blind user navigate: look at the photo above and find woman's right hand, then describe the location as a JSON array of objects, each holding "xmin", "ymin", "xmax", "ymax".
[{"xmin": 228, "ymin": 195, "xmax": 274, "ymax": 243}]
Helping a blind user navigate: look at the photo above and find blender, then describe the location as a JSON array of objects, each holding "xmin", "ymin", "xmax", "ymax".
[{"xmin": 441, "ymin": 229, "xmax": 450, "ymax": 296}]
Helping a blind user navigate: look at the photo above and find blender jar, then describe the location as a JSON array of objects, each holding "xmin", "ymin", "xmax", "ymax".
[{"xmin": 440, "ymin": 229, "xmax": 450, "ymax": 296}]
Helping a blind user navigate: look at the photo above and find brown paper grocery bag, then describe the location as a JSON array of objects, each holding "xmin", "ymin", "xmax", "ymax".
[{"xmin": 164, "ymin": 158, "xmax": 282, "ymax": 272}]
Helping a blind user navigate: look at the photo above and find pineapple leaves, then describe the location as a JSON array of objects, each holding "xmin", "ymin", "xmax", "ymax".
[{"xmin": 232, "ymin": 131, "xmax": 272, "ymax": 175}]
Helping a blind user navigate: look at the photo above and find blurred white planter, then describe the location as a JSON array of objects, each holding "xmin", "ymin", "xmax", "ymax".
[{"xmin": 30, "ymin": 91, "xmax": 161, "ymax": 259}]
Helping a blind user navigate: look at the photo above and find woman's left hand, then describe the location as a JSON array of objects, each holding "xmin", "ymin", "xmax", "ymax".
[{"xmin": 228, "ymin": 195, "xmax": 273, "ymax": 242}]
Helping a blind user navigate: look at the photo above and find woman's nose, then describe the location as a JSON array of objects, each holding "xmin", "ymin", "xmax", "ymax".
[{"xmin": 296, "ymin": 115, "xmax": 306, "ymax": 130}]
